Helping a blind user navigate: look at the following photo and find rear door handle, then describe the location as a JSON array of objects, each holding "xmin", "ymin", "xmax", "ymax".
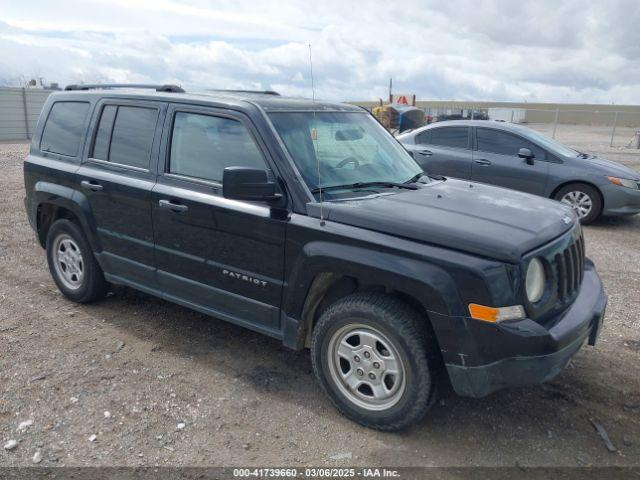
[
  {"xmin": 158, "ymin": 199, "xmax": 189, "ymax": 213},
  {"xmin": 417, "ymin": 150, "xmax": 433, "ymax": 156},
  {"xmin": 80, "ymin": 180, "xmax": 103, "ymax": 191},
  {"xmin": 473, "ymin": 158, "xmax": 492, "ymax": 166}
]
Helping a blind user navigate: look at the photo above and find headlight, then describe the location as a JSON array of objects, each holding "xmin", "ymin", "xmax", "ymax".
[
  {"xmin": 606, "ymin": 176, "xmax": 639, "ymax": 190},
  {"xmin": 526, "ymin": 258, "xmax": 545, "ymax": 303}
]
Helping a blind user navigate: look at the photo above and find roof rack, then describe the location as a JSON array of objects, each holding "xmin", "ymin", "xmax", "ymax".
[
  {"xmin": 207, "ymin": 89, "xmax": 280, "ymax": 96},
  {"xmin": 64, "ymin": 84, "xmax": 185, "ymax": 93}
]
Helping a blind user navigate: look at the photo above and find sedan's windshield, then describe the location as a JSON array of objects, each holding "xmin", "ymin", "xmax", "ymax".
[
  {"xmin": 524, "ymin": 129, "xmax": 579, "ymax": 158},
  {"xmin": 268, "ymin": 112, "xmax": 423, "ymax": 194}
]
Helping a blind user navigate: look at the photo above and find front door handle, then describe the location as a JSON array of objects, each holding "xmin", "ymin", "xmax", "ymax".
[
  {"xmin": 158, "ymin": 199, "xmax": 188, "ymax": 213},
  {"xmin": 80, "ymin": 180, "xmax": 103, "ymax": 191},
  {"xmin": 417, "ymin": 150, "xmax": 433, "ymax": 156},
  {"xmin": 473, "ymin": 158, "xmax": 492, "ymax": 166}
]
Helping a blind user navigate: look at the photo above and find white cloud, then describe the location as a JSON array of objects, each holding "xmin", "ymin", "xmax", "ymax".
[{"xmin": 0, "ymin": 0, "xmax": 638, "ymax": 103}]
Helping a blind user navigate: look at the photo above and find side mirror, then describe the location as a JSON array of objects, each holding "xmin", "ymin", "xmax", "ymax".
[
  {"xmin": 222, "ymin": 167, "xmax": 282, "ymax": 202},
  {"xmin": 518, "ymin": 148, "xmax": 535, "ymax": 165}
]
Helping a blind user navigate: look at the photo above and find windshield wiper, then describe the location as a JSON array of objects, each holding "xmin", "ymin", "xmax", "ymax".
[
  {"xmin": 405, "ymin": 172, "xmax": 445, "ymax": 183},
  {"xmin": 311, "ymin": 181, "xmax": 420, "ymax": 194},
  {"xmin": 404, "ymin": 172, "xmax": 425, "ymax": 183}
]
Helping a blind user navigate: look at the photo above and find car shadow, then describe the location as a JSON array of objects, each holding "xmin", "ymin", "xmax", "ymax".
[
  {"xmin": 85, "ymin": 285, "xmax": 637, "ymax": 446},
  {"xmin": 93, "ymin": 285, "xmax": 324, "ymax": 408},
  {"xmin": 588, "ymin": 214, "xmax": 640, "ymax": 229}
]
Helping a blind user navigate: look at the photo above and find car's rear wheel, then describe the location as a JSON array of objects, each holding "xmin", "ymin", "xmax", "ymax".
[
  {"xmin": 46, "ymin": 219, "xmax": 109, "ymax": 303},
  {"xmin": 554, "ymin": 183, "xmax": 602, "ymax": 224},
  {"xmin": 311, "ymin": 293, "xmax": 437, "ymax": 431}
]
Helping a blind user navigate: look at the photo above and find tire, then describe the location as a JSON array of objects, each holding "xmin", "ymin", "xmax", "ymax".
[
  {"xmin": 46, "ymin": 219, "xmax": 109, "ymax": 303},
  {"xmin": 554, "ymin": 183, "xmax": 602, "ymax": 225},
  {"xmin": 311, "ymin": 292, "xmax": 437, "ymax": 431}
]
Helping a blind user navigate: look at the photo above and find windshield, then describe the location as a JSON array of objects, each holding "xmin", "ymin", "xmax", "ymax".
[
  {"xmin": 268, "ymin": 112, "xmax": 423, "ymax": 194},
  {"xmin": 523, "ymin": 128, "xmax": 579, "ymax": 157}
]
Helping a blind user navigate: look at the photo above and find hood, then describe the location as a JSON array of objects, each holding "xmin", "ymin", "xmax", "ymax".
[
  {"xmin": 308, "ymin": 179, "xmax": 576, "ymax": 263},
  {"xmin": 578, "ymin": 155, "xmax": 640, "ymax": 180}
]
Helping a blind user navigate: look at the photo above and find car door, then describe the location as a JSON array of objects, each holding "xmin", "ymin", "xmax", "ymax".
[
  {"xmin": 472, "ymin": 127, "xmax": 549, "ymax": 195},
  {"xmin": 76, "ymin": 99, "xmax": 166, "ymax": 288},
  {"xmin": 411, "ymin": 126, "xmax": 472, "ymax": 179},
  {"xmin": 151, "ymin": 104, "xmax": 286, "ymax": 336}
]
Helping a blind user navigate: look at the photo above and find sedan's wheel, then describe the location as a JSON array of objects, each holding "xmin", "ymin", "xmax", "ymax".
[
  {"xmin": 46, "ymin": 219, "xmax": 109, "ymax": 303},
  {"xmin": 561, "ymin": 191, "xmax": 592, "ymax": 219},
  {"xmin": 554, "ymin": 183, "xmax": 602, "ymax": 224},
  {"xmin": 311, "ymin": 293, "xmax": 437, "ymax": 431}
]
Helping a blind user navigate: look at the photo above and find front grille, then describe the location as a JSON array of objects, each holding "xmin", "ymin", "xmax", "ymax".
[
  {"xmin": 553, "ymin": 232, "xmax": 585, "ymax": 302},
  {"xmin": 524, "ymin": 225, "xmax": 586, "ymax": 322}
]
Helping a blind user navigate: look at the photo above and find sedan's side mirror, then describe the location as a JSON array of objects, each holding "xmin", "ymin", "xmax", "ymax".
[
  {"xmin": 223, "ymin": 167, "xmax": 282, "ymax": 202},
  {"xmin": 518, "ymin": 148, "xmax": 535, "ymax": 165}
]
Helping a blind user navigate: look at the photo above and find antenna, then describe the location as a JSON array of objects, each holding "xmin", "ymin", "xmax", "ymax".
[{"xmin": 309, "ymin": 43, "xmax": 325, "ymax": 226}]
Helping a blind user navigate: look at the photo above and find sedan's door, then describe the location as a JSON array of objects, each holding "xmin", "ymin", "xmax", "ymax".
[
  {"xmin": 151, "ymin": 105, "xmax": 286, "ymax": 336},
  {"xmin": 76, "ymin": 99, "xmax": 166, "ymax": 288},
  {"xmin": 471, "ymin": 127, "xmax": 549, "ymax": 195},
  {"xmin": 410, "ymin": 126, "xmax": 472, "ymax": 179}
]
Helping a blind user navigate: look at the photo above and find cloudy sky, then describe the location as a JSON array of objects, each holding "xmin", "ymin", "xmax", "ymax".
[{"xmin": 1, "ymin": 0, "xmax": 639, "ymax": 104}]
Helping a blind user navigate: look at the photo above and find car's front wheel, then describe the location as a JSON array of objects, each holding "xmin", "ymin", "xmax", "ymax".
[
  {"xmin": 311, "ymin": 293, "xmax": 437, "ymax": 431},
  {"xmin": 46, "ymin": 219, "xmax": 109, "ymax": 303},
  {"xmin": 554, "ymin": 183, "xmax": 602, "ymax": 224}
]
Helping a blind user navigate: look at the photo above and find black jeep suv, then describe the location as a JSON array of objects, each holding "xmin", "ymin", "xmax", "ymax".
[{"xmin": 24, "ymin": 85, "xmax": 607, "ymax": 431}]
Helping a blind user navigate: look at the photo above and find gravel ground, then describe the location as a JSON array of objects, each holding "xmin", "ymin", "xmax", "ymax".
[{"xmin": 1, "ymin": 131, "xmax": 639, "ymax": 468}]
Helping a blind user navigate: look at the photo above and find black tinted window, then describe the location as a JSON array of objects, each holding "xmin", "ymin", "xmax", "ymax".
[
  {"xmin": 429, "ymin": 127, "xmax": 469, "ymax": 149},
  {"xmin": 40, "ymin": 101, "xmax": 90, "ymax": 157},
  {"xmin": 169, "ymin": 112, "xmax": 266, "ymax": 183},
  {"xmin": 108, "ymin": 106, "xmax": 157, "ymax": 169},
  {"xmin": 416, "ymin": 130, "xmax": 431, "ymax": 145},
  {"xmin": 477, "ymin": 128, "xmax": 542, "ymax": 157},
  {"xmin": 92, "ymin": 105, "xmax": 117, "ymax": 161}
]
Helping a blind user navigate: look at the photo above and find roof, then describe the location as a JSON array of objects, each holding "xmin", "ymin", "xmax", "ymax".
[
  {"xmin": 422, "ymin": 119, "xmax": 531, "ymax": 132},
  {"xmin": 55, "ymin": 85, "xmax": 363, "ymax": 113},
  {"xmin": 399, "ymin": 119, "xmax": 537, "ymax": 139}
]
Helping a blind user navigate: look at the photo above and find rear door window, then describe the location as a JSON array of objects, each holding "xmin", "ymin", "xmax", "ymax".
[
  {"xmin": 40, "ymin": 101, "xmax": 90, "ymax": 157},
  {"xmin": 91, "ymin": 105, "xmax": 158, "ymax": 169},
  {"xmin": 92, "ymin": 105, "xmax": 117, "ymax": 161},
  {"xmin": 429, "ymin": 127, "xmax": 469, "ymax": 149}
]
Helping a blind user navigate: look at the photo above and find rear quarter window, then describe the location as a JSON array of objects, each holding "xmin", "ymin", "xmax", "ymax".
[{"xmin": 40, "ymin": 101, "xmax": 91, "ymax": 157}]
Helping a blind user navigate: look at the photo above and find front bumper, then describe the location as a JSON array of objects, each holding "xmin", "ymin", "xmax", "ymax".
[
  {"xmin": 436, "ymin": 260, "xmax": 607, "ymax": 398},
  {"xmin": 601, "ymin": 183, "xmax": 640, "ymax": 216}
]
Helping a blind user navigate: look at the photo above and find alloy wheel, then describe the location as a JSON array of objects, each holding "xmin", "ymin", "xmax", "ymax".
[
  {"xmin": 52, "ymin": 234, "xmax": 85, "ymax": 290},
  {"xmin": 327, "ymin": 324, "xmax": 406, "ymax": 411},
  {"xmin": 561, "ymin": 190, "xmax": 593, "ymax": 219}
]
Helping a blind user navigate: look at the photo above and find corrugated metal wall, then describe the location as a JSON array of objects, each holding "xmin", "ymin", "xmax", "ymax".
[{"xmin": 0, "ymin": 88, "xmax": 53, "ymax": 141}]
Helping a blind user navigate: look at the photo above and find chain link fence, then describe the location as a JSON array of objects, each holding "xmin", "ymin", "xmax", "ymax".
[{"xmin": 414, "ymin": 105, "xmax": 640, "ymax": 149}]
